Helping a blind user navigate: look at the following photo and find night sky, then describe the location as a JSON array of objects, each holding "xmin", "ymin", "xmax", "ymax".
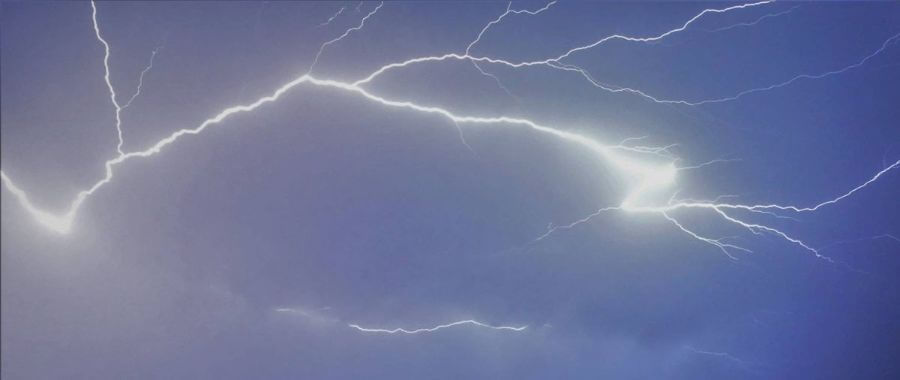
[{"xmin": 2, "ymin": 2, "xmax": 899, "ymax": 379}]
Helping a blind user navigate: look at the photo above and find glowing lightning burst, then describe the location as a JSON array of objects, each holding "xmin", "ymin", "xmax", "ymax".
[
  {"xmin": 1, "ymin": 0, "xmax": 898, "ymax": 271},
  {"xmin": 348, "ymin": 320, "xmax": 527, "ymax": 335}
]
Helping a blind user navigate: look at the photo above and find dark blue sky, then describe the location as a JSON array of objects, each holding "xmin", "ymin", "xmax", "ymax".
[{"xmin": 2, "ymin": 2, "xmax": 899, "ymax": 379}]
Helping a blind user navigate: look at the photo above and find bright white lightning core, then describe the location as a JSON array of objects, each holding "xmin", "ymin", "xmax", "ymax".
[{"xmin": 1, "ymin": 1, "xmax": 898, "ymax": 269}]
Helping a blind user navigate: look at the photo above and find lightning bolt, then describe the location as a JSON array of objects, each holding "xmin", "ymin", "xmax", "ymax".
[
  {"xmin": 90, "ymin": 0, "xmax": 125, "ymax": 155},
  {"xmin": 348, "ymin": 320, "xmax": 527, "ymax": 334},
  {"xmin": 1, "ymin": 0, "xmax": 897, "ymax": 272},
  {"xmin": 276, "ymin": 307, "xmax": 523, "ymax": 334},
  {"xmin": 353, "ymin": 2, "xmax": 777, "ymax": 89},
  {"xmin": 353, "ymin": 1, "xmax": 899, "ymax": 106}
]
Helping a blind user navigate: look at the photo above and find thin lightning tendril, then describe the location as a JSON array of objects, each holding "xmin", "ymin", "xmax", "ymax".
[
  {"xmin": 702, "ymin": 5, "xmax": 800, "ymax": 33},
  {"xmin": 684, "ymin": 33, "xmax": 900, "ymax": 105},
  {"xmin": 533, "ymin": 206, "xmax": 621, "ymax": 245},
  {"xmin": 122, "ymin": 46, "xmax": 163, "ymax": 110},
  {"xmin": 818, "ymin": 234, "xmax": 900, "ymax": 252},
  {"xmin": 662, "ymin": 211, "xmax": 748, "ymax": 261},
  {"xmin": 464, "ymin": 1, "xmax": 557, "ymax": 99},
  {"xmin": 353, "ymin": 2, "xmax": 777, "ymax": 88},
  {"xmin": 353, "ymin": 1, "xmax": 899, "ymax": 106},
  {"xmin": 675, "ymin": 158, "xmax": 742, "ymax": 171},
  {"xmin": 319, "ymin": 6, "xmax": 346, "ymax": 28},
  {"xmin": 683, "ymin": 345, "xmax": 756, "ymax": 371},
  {"xmin": 309, "ymin": 2, "xmax": 383, "ymax": 74}
]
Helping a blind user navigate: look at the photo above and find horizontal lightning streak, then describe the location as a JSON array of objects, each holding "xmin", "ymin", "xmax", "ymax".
[
  {"xmin": 676, "ymin": 158, "xmax": 742, "ymax": 171},
  {"xmin": 348, "ymin": 320, "xmax": 527, "ymax": 334},
  {"xmin": 683, "ymin": 345, "xmax": 755, "ymax": 370}
]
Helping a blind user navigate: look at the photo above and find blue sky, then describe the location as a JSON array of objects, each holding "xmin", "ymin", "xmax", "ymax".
[{"xmin": 2, "ymin": 2, "xmax": 899, "ymax": 379}]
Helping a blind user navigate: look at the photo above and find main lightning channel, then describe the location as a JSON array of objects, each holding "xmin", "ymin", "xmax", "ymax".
[
  {"xmin": 0, "ymin": 71, "xmax": 674, "ymax": 234},
  {"xmin": 2, "ymin": 1, "xmax": 897, "ymax": 266},
  {"xmin": 2, "ymin": 70, "xmax": 896, "ymax": 261}
]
